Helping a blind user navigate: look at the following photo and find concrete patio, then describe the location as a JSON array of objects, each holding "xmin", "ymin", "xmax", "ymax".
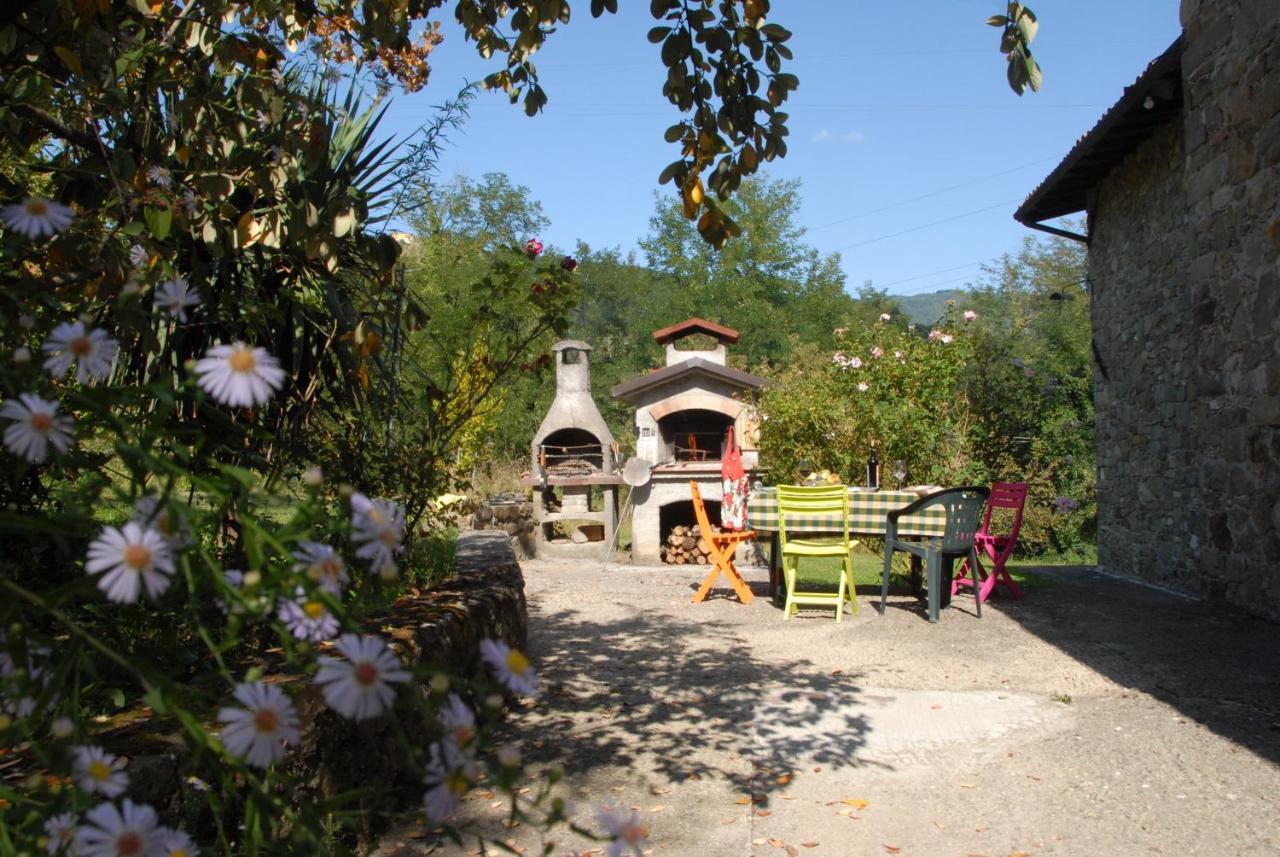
[{"xmin": 377, "ymin": 555, "xmax": 1280, "ymax": 856}]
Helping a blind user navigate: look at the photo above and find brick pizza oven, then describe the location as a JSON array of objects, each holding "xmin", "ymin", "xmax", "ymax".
[{"xmin": 611, "ymin": 318, "xmax": 764, "ymax": 564}]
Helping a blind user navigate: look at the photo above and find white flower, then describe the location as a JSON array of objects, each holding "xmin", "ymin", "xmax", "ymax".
[
  {"xmin": 2, "ymin": 393, "xmax": 75, "ymax": 463},
  {"xmin": 193, "ymin": 343, "xmax": 286, "ymax": 408},
  {"xmin": 13, "ymin": 346, "xmax": 31, "ymax": 363},
  {"xmin": 85, "ymin": 522, "xmax": 175, "ymax": 603},
  {"xmin": 479, "ymin": 639, "xmax": 538, "ymax": 697},
  {"xmin": 848, "ymin": 356, "xmax": 863, "ymax": 369},
  {"xmin": 277, "ymin": 589, "xmax": 339, "ymax": 643},
  {"xmin": 72, "ymin": 745, "xmax": 129, "ymax": 798},
  {"xmin": 349, "ymin": 493, "xmax": 404, "ymax": 574},
  {"xmin": 879, "ymin": 312, "xmax": 891, "ymax": 322},
  {"xmin": 422, "ymin": 740, "xmax": 478, "ymax": 822},
  {"xmin": 43, "ymin": 812, "xmax": 78, "ymax": 855},
  {"xmin": 928, "ymin": 328, "xmax": 943, "ymax": 342},
  {"xmin": 594, "ymin": 804, "xmax": 649, "ymax": 857},
  {"xmin": 42, "ymin": 321, "xmax": 118, "ymax": 385},
  {"xmin": 146, "ymin": 165, "xmax": 172, "ymax": 189},
  {"xmin": 75, "ymin": 799, "xmax": 159, "ymax": 857},
  {"xmin": 870, "ymin": 346, "xmax": 884, "ymax": 358},
  {"xmin": 128, "ymin": 244, "xmax": 149, "ymax": 269},
  {"xmin": 313, "ymin": 633, "xmax": 409, "ymax": 721},
  {"xmin": 153, "ymin": 277, "xmax": 200, "ymax": 322},
  {"xmin": 185, "ymin": 775, "xmax": 209, "ymax": 792},
  {"xmin": 291, "ymin": 542, "xmax": 349, "ymax": 595},
  {"xmin": 216, "ymin": 681, "xmax": 300, "ymax": 768},
  {"xmin": 438, "ymin": 693, "xmax": 476, "ymax": 747},
  {"xmin": 132, "ymin": 495, "xmax": 192, "ymax": 550},
  {"xmin": 154, "ymin": 827, "xmax": 199, "ymax": 857},
  {"xmin": 963, "ymin": 309, "xmax": 978, "ymax": 322},
  {"xmin": 940, "ymin": 333, "xmax": 954, "ymax": 344},
  {"xmin": 857, "ymin": 382, "xmax": 869, "ymax": 392},
  {"xmin": 2, "ymin": 197, "xmax": 74, "ymax": 239},
  {"xmin": 894, "ymin": 349, "xmax": 905, "ymax": 360}
]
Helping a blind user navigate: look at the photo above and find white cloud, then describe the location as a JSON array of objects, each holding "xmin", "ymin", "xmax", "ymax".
[
  {"xmin": 812, "ymin": 129, "xmax": 832, "ymax": 143},
  {"xmin": 842, "ymin": 131, "xmax": 865, "ymax": 143}
]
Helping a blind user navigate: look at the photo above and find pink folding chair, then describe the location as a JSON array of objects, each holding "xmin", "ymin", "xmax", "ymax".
[{"xmin": 953, "ymin": 482, "xmax": 1027, "ymax": 605}]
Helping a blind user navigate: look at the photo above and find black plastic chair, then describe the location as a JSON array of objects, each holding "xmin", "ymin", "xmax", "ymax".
[{"xmin": 879, "ymin": 487, "xmax": 990, "ymax": 622}]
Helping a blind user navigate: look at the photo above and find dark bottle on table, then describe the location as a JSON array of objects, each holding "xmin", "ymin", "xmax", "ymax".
[{"xmin": 867, "ymin": 445, "xmax": 879, "ymax": 489}]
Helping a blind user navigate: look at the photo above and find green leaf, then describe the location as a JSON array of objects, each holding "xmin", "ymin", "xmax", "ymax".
[
  {"xmin": 647, "ymin": 25, "xmax": 671, "ymax": 43},
  {"xmin": 1017, "ymin": 9, "xmax": 1038, "ymax": 45},
  {"xmin": 663, "ymin": 123, "xmax": 685, "ymax": 143},
  {"xmin": 333, "ymin": 207, "xmax": 357, "ymax": 238},
  {"xmin": 108, "ymin": 688, "xmax": 125, "ymax": 708},
  {"xmin": 986, "ymin": 15, "xmax": 1009, "ymax": 27},
  {"xmin": 144, "ymin": 205, "xmax": 172, "ymax": 240}
]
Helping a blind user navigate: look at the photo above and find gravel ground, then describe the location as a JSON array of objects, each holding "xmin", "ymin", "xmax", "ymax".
[{"xmin": 376, "ymin": 556, "xmax": 1280, "ymax": 857}]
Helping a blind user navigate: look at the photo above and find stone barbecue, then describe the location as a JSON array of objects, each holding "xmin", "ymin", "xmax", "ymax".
[{"xmin": 611, "ymin": 318, "xmax": 765, "ymax": 564}]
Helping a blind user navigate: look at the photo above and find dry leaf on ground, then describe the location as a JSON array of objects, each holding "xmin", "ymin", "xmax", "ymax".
[
  {"xmin": 841, "ymin": 798, "xmax": 870, "ymax": 810},
  {"xmin": 883, "ymin": 847, "xmax": 901, "ymax": 854}
]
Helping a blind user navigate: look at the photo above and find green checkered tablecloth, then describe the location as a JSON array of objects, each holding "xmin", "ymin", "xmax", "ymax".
[{"xmin": 746, "ymin": 488, "xmax": 947, "ymax": 538}]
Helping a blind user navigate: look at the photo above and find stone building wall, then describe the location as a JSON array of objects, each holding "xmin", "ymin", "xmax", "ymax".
[{"xmin": 1091, "ymin": 0, "xmax": 1280, "ymax": 618}]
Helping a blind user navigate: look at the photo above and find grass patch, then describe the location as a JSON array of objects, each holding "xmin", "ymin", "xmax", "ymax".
[{"xmin": 765, "ymin": 547, "xmax": 1073, "ymax": 592}]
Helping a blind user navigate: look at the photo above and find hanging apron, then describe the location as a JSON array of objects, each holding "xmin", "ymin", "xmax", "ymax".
[{"xmin": 720, "ymin": 426, "xmax": 749, "ymax": 531}]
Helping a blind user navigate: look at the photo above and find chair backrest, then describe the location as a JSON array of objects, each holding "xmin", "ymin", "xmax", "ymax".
[
  {"xmin": 775, "ymin": 485, "xmax": 851, "ymax": 547},
  {"xmin": 937, "ymin": 487, "xmax": 990, "ymax": 553},
  {"xmin": 981, "ymin": 482, "xmax": 1028, "ymax": 544},
  {"xmin": 689, "ymin": 480, "xmax": 715, "ymax": 538}
]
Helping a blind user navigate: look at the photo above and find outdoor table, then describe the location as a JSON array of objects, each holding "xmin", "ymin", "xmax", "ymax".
[{"xmin": 746, "ymin": 487, "xmax": 948, "ymax": 602}]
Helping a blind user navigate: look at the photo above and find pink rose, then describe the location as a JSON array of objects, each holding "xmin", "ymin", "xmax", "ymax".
[
  {"xmin": 560, "ymin": 256, "xmax": 577, "ymax": 271},
  {"xmin": 963, "ymin": 310, "xmax": 977, "ymax": 322},
  {"xmin": 870, "ymin": 346, "xmax": 884, "ymax": 358},
  {"xmin": 524, "ymin": 238, "xmax": 543, "ymax": 258}
]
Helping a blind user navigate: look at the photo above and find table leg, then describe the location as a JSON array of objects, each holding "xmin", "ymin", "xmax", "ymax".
[{"xmin": 768, "ymin": 532, "xmax": 781, "ymax": 604}]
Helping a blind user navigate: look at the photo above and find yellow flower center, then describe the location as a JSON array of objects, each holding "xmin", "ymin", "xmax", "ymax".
[
  {"xmin": 505, "ymin": 650, "xmax": 529, "ymax": 674},
  {"xmin": 123, "ymin": 543, "xmax": 152, "ymax": 571},
  {"xmin": 155, "ymin": 511, "xmax": 174, "ymax": 536},
  {"xmin": 368, "ymin": 507, "xmax": 385, "ymax": 526},
  {"xmin": 379, "ymin": 528, "xmax": 399, "ymax": 546},
  {"xmin": 303, "ymin": 601, "xmax": 326, "ymax": 620},
  {"xmin": 621, "ymin": 821, "xmax": 649, "ymax": 843},
  {"xmin": 169, "ymin": 850, "xmax": 188, "ymax": 857},
  {"xmin": 116, "ymin": 831, "xmax": 144, "ymax": 856},
  {"xmin": 353, "ymin": 661, "xmax": 379, "ymax": 686},
  {"xmin": 228, "ymin": 348, "xmax": 256, "ymax": 374},
  {"xmin": 321, "ymin": 556, "xmax": 341, "ymax": 577},
  {"xmin": 70, "ymin": 336, "xmax": 93, "ymax": 357},
  {"xmin": 25, "ymin": 199, "xmax": 48, "ymax": 216},
  {"xmin": 253, "ymin": 707, "xmax": 279, "ymax": 734},
  {"xmin": 88, "ymin": 759, "xmax": 112, "ymax": 781},
  {"xmin": 451, "ymin": 724, "xmax": 474, "ymax": 746},
  {"xmin": 29, "ymin": 411, "xmax": 53, "ymax": 432}
]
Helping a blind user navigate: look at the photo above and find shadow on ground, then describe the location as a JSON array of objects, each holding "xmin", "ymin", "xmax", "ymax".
[
  {"xmin": 989, "ymin": 565, "xmax": 1280, "ymax": 765},
  {"xmin": 519, "ymin": 607, "xmax": 879, "ymax": 802}
]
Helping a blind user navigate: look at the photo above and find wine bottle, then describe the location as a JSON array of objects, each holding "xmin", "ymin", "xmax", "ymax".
[{"xmin": 867, "ymin": 444, "xmax": 879, "ymax": 489}]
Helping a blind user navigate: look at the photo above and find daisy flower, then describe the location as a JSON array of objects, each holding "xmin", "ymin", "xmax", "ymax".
[
  {"xmin": 276, "ymin": 589, "xmax": 339, "ymax": 643},
  {"xmin": 2, "ymin": 197, "xmax": 74, "ymax": 239},
  {"xmin": 479, "ymin": 639, "xmax": 539, "ymax": 697},
  {"xmin": 594, "ymin": 804, "xmax": 649, "ymax": 857},
  {"xmin": 193, "ymin": 343, "xmax": 286, "ymax": 408},
  {"xmin": 349, "ymin": 494, "xmax": 404, "ymax": 574},
  {"xmin": 75, "ymin": 799, "xmax": 159, "ymax": 857},
  {"xmin": 128, "ymin": 244, "xmax": 149, "ymax": 269},
  {"xmin": 422, "ymin": 740, "xmax": 479, "ymax": 822},
  {"xmin": 154, "ymin": 827, "xmax": 199, "ymax": 857},
  {"xmin": 857, "ymin": 382, "xmax": 870, "ymax": 392},
  {"xmin": 43, "ymin": 812, "xmax": 78, "ymax": 855},
  {"xmin": 85, "ymin": 522, "xmax": 175, "ymax": 603},
  {"xmin": 313, "ymin": 633, "xmax": 409, "ymax": 721},
  {"xmin": 438, "ymin": 693, "xmax": 476, "ymax": 747},
  {"xmin": 42, "ymin": 321, "xmax": 119, "ymax": 385},
  {"xmin": 2, "ymin": 393, "xmax": 75, "ymax": 463},
  {"xmin": 291, "ymin": 542, "xmax": 349, "ymax": 595},
  {"xmin": 180, "ymin": 189, "xmax": 199, "ymax": 217},
  {"xmin": 72, "ymin": 745, "xmax": 129, "ymax": 798},
  {"xmin": 216, "ymin": 681, "xmax": 300, "ymax": 768},
  {"xmin": 132, "ymin": 495, "xmax": 192, "ymax": 550},
  {"xmin": 146, "ymin": 165, "xmax": 172, "ymax": 189},
  {"xmin": 153, "ymin": 277, "xmax": 201, "ymax": 322}
]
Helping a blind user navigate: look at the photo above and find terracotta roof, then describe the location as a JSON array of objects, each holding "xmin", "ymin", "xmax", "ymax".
[
  {"xmin": 610, "ymin": 357, "xmax": 765, "ymax": 401},
  {"xmin": 1015, "ymin": 38, "xmax": 1183, "ymax": 229},
  {"xmin": 651, "ymin": 317, "xmax": 741, "ymax": 345}
]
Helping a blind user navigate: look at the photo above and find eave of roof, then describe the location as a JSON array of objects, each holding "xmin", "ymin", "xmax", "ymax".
[
  {"xmin": 1015, "ymin": 37, "xmax": 1184, "ymax": 229},
  {"xmin": 610, "ymin": 357, "xmax": 766, "ymax": 401},
  {"xmin": 651, "ymin": 317, "xmax": 741, "ymax": 345}
]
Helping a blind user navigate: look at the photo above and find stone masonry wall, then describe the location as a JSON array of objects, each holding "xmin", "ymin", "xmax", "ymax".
[
  {"xmin": 1091, "ymin": 0, "xmax": 1280, "ymax": 619},
  {"xmin": 1178, "ymin": 0, "xmax": 1280, "ymax": 617},
  {"xmin": 1089, "ymin": 121, "xmax": 1200, "ymax": 594}
]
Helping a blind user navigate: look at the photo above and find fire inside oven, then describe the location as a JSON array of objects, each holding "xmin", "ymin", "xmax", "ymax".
[
  {"xmin": 657, "ymin": 409, "xmax": 734, "ymax": 463},
  {"xmin": 538, "ymin": 428, "xmax": 604, "ymax": 476}
]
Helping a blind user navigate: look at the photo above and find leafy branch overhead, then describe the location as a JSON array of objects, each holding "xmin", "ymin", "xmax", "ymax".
[{"xmin": 989, "ymin": 2, "xmax": 1043, "ymax": 96}]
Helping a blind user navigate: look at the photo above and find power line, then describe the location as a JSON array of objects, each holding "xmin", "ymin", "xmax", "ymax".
[{"xmin": 835, "ymin": 198, "xmax": 1021, "ymax": 252}]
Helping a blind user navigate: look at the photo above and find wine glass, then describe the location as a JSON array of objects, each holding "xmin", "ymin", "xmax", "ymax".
[{"xmin": 892, "ymin": 460, "xmax": 907, "ymax": 489}]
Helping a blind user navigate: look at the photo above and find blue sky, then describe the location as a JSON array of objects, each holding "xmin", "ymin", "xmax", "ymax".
[{"xmin": 377, "ymin": 2, "xmax": 1182, "ymax": 296}]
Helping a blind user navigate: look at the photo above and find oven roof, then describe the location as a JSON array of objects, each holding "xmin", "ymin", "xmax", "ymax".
[
  {"xmin": 652, "ymin": 317, "xmax": 741, "ymax": 345},
  {"xmin": 610, "ymin": 357, "xmax": 766, "ymax": 401}
]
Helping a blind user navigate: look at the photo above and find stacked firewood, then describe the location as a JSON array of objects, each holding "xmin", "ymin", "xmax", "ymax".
[{"xmin": 661, "ymin": 525, "xmax": 716, "ymax": 564}]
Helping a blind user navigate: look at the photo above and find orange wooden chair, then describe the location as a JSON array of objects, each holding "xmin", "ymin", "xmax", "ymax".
[{"xmin": 689, "ymin": 481, "xmax": 756, "ymax": 604}]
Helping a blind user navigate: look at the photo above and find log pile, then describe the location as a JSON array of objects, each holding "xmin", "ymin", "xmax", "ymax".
[{"xmin": 661, "ymin": 525, "xmax": 716, "ymax": 564}]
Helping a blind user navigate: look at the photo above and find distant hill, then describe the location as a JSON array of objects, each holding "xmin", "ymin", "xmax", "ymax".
[{"xmin": 889, "ymin": 289, "xmax": 965, "ymax": 326}]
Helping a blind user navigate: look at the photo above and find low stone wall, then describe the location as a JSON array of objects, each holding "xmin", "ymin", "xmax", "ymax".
[
  {"xmin": 471, "ymin": 495, "xmax": 537, "ymax": 559},
  {"xmin": 122, "ymin": 530, "xmax": 526, "ymax": 845}
]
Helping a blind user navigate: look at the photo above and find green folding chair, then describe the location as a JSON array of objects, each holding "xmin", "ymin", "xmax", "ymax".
[
  {"xmin": 777, "ymin": 485, "xmax": 858, "ymax": 622},
  {"xmin": 879, "ymin": 487, "xmax": 989, "ymax": 622}
]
